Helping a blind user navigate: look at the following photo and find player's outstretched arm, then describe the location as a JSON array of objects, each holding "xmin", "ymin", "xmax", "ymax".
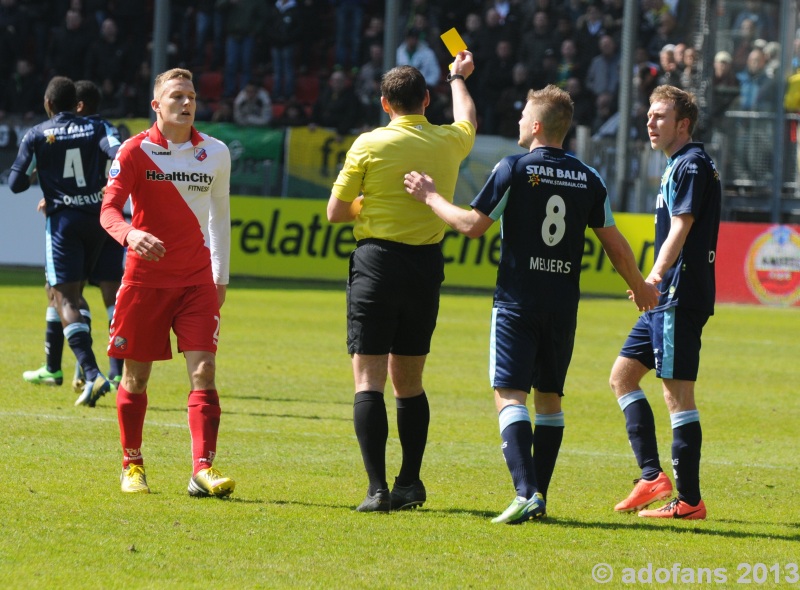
[{"xmin": 404, "ymin": 171, "xmax": 492, "ymax": 238}]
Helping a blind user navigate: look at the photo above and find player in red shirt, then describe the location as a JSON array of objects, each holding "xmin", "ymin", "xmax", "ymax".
[{"xmin": 100, "ymin": 68, "xmax": 234, "ymax": 497}]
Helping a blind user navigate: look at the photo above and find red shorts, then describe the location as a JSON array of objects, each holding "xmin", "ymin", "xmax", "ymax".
[{"xmin": 108, "ymin": 283, "xmax": 221, "ymax": 362}]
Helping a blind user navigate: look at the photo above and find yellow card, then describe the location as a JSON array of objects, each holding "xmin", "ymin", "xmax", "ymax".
[{"xmin": 440, "ymin": 28, "xmax": 467, "ymax": 57}]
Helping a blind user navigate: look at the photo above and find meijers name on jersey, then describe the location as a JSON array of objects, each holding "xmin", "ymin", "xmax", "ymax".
[
  {"xmin": 530, "ymin": 256, "xmax": 571, "ymax": 274},
  {"xmin": 145, "ymin": 169, "xmax": 214, "ymax": 192}
]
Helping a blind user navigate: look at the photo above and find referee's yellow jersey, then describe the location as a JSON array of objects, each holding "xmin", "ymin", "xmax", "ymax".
[{"xmin": 331, "ymin": 114, "xmax": 476, "ymax": 245}]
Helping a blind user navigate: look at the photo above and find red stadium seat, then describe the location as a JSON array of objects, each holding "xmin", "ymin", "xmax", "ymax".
[
  {"xmin": 197, "ymin": 71, "xmax": 224, "ymax": 103},
  {"xmin": 295, "ymin": 75, "xmax": 320, "ymax": 105}
]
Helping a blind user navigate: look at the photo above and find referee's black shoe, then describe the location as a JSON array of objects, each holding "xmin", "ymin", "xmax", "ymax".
[
  {"xmin": 390, "ymin": 479, "xmax": 426, "ymax": 510},
  {"xmin": 356, "ymin": 488, "xmax": 391, "ymax": 512}
]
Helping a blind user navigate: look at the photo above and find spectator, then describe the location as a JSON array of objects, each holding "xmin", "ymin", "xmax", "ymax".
[
  {"xmin": 461, "ymin": 12, "xmax": 483, "ymax": 49},
  {"xmin": 591, "ymin": 91, "xmax": 618, "ymax": 138},
  {"xmin": 97, "ymin": 78, "xmax": 127, "ymax": 119},
  {"xmin": 355, "ymin": 42, "xmax": 384, "ymax": 127},
  {"xmin": 711, "ymin": 51, "xmax": 738, "ymax": 117},
  {"xmin": 679, "ymin": 46, "xmax": 702, "ymax": 97},
  {"xmin": 633, "ymin": 45, "xmax": 659, "ymax": 79},
  {"xmin": 0, "ymin": 0, "xmax": 24, "ymax": 81},
  {"xmin": 193, "ymin": 0, "xmax": 224, "ymax": 68},
  {"xmin": 632, "ymin": 63, "xmax": 660, "ymax": 140},
  {"xmin": 489, "ymin": 0, "xmax": 522, "ymax": 40},
  {"xmin": 479, "ymin": 38, "xmax": 515, "ymax": 135},
  {"xmin": 553, "ymin": 10, "xmax": 576, "ymax": 48},
  {"xmin": 517, "ymin": 11, "xmax": 558, "ymax": 81},
  {"xmin": 657, "ymin": 45, "xmax": 682, "ymax": 88},
  {"xmin": 2, "ymin": 57, "xmax": 42, "ymax": 119},
  {"xmin": 19, "ymin": 0, "xmax": 52, "ymax": 73},
  {"xmin": 640, "ymin": 0, "xmax": 669, "ymax": 45},
  {"xmin": 537, "ymin": 47, "xmax": 561, "ymax": 89},
  {"xmin": 734, "ymin": 47, "xmax": 776, "ymax": 182},
  {"xmin": 764, "ymin": 41, "xmax": 781, "ymax": 79},
  {"xmin": 731, "ymin": 0, "xmax": 775, "ymax": 41},
  {"xmin": 566, "ymin": 76, "xmax": 595, "ymax": 128},
  {"xmin": 121, "ymin": 60, "xmax": 153, "ymax": 118},
  {"xmin": 585, "ymin": 34, "xmax": 621, "ymax": 99},
  {"xmin": 297, "ymin": 0, "xmax": 329, "ymax": 74},
  {"xmin": 673, "ymin": 42, "xmax": 687, "ymax": 69},
  {"xmin": 310, "ymin": 70, "xmax": 361, "ymax": 136},
  {"xmin": 217, "ymin": 0, "xmax": 268, "ymax": 97},
  {"xmin": 396, "ymin": 28, "xmax": 441, "ymax": 88},
  {"xmin": 647, "ymin": 12, "xmax": 682, "ymax": 61},
  {"xmin": 600, "ymin": 0, "xmax": 624, "ymax": 37},
  {"xmin": 360, "ymin": 15, "xmax": 385, "ymax": 65},
  {"xmin": 731, "ymin": 17, "xmax": 758, "ymax": 73},
  {"xmin": 272, "ymin": 97, "xmax": 310, "ymax": 127},
  {"xmin": 332, "ymin": 0, "xmax": 366, "ymax": 71},
  {"xmin": 736, "ymin": 47, "xmax": 776, "ymax": 110},
  {"xmin": 399, "ymin": 0, "xmax": 440, "ymax": 43},
  {"xmin": 555, "ymin": 38, "xmax": 586, "ymax": 89},
  {"xmin": 47, "ymin": 9, "xmax": 93, "ymax": 81},
  {"xmin": 710, "ymin": 51, "xmax": 738, "ymax": 167},
  {"xmin": 494, "ymin": 62, "xmax": 530, "ymax": 138},
  {"xmin": 574, "ymin": 0, "xmax": 613, "ymax": 58},
  {"xmin": 212, "ymin": 98, "xmax": 235, "ymax": 122},
  {"xmin": 564, "ymin": 76, "xmax": 595, "ymax": 151},
  {"xmin": 473, "ymin": 7, "xmax": 507, "ymax": 66},
  {"xmin": 233, "ymin": 82, "xmax": 273, "ymax": 126},
  {"xmin": 268, "ymin": 0, "xmax": 303, "ymax": 102},
  {"xmin": 439, "ymin": 0, "xmax": 483, "ymax": 34},
  {"xmin": 85, "ymin": 18, "xmax": 129, "ymax": 88}
]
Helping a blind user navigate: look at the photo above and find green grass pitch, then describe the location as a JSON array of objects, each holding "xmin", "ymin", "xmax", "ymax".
[{"xmin": 0, "ymin": 267, "xmax": 797, "ymax": 588}]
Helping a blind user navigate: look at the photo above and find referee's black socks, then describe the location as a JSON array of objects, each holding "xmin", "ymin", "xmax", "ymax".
[
  {"xmin": 354, "ymin": 390, "xmax": 388, "ymax": 493},
  {"xmin": 395, "ymin": 392, "xmax": 429, "ymax": 486}
]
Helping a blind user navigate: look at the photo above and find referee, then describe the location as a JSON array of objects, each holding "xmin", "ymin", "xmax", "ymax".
[{"xmin": 327, "ymin": 52, "xmax": 477, "ymax": 512}]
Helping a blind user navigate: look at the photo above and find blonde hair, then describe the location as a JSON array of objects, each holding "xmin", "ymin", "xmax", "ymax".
[
  {"xmin": 526, "ymin": 84, "xmax": 574, "ymax": 144},
  {"xmin": 153, "ymin": 68, "xmax": 193, "ymax": 100}
]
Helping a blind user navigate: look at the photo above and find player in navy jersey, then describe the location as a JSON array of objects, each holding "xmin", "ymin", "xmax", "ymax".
[
  {"xmin": 404, "ymin": 85, "xmax": 659, "ymax": 523},
  {"xmin": 10, "ymin": 76, "xmax": 120, "ymax": 407},
  {"xmin": 22, "ymin": 80, "xmax": 125, "ymax": 393},
  {"xmin": 610, "ymin": 85, "xmax": 720, "ymax": 520}
]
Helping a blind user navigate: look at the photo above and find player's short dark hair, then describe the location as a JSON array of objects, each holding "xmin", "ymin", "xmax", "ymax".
[
  {"xmin": 45, "ymin": 76, "xmax": 77, "ymax": 113},
  {"xmin": 527, "ymin": 84, "xmax": 574, "ymax": 143},
  {"xmin": 75, "ymin": 80, "xmax": 101, "ymax": 115},
  {"xmin": 650, "ymin": 84, "xmax": 699, "ymax": 135},
  {"xmin": 381, "ymin": 65, "xmax": 427, "ymax": 114}
]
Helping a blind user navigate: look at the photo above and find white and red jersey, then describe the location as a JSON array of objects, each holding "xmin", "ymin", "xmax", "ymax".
[{"xmin": 101, "ymin": 123, "xmax": 231, "ymax": 288}]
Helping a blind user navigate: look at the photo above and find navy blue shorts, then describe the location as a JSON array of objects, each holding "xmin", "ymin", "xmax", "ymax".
[
  {"xmin": 347, "ymin": 238, "xmax": 444, "ymax": 356},
  {"xmin": 89, "ymin": 238, "xmax": 124, "ymax": 285},
  {"xmin": 45, "ymin": 208, "xmax": 109, "ymax": 286},
  {"xmin": 619, "ymin": 307, "xmax": 709, "ymax": 380},
  {"xmin": 489, "ymin": 306, "xmax": 577, "ymax": 395}
]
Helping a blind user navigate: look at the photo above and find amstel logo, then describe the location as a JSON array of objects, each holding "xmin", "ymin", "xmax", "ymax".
[{"xmin": 744, "ymin": 225, "xmax": 800, "ymax": 305}]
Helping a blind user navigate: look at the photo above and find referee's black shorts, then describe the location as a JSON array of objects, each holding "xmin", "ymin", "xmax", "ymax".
[{"xmin": 347, "ymin": 238, "xmax": 444, "ymax": 356}]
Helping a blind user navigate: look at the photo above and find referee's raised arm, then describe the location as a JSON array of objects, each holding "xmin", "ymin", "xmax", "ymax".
[{"xmin": 447, "ymin": 50, "xmax": 477, "ymax": 129}]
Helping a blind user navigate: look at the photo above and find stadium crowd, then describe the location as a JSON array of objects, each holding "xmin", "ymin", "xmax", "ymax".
[{"xmin": 0, "ymin": 0, "xmax": 790, "ymax": 142}]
